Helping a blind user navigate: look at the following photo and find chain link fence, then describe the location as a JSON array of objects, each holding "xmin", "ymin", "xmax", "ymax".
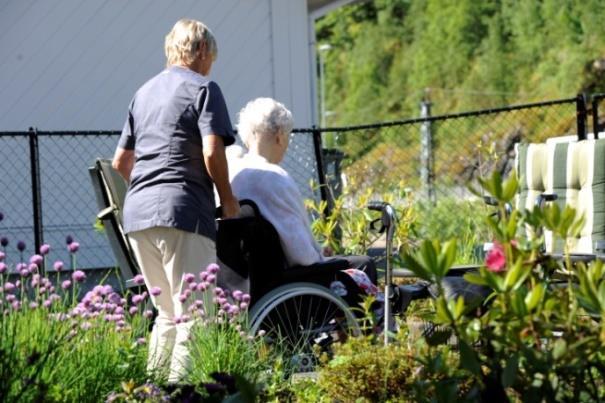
[{"xmin": 0, "ymin": 95, "xmax": 600, "ymax": 270}]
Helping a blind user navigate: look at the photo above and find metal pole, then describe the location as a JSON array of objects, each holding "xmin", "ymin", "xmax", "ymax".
[
  {"xmin": 420, "ymin": 99, "xmax": 435, "ymax": 204},
  {"xmin": 312, "ymin": 127, "xmax": 331, "ymax": 214},
  {"xmin": 592, "ymin": 96, "xmax": 600, "ymax": 139},
  {"xmin": 318, "ymin": 44, "xmax": 331, "ymax": 129},
  {"xmin": 576, "ymin": 93, "xmax": 587, "ymax": 141},
  {"xmin": 28, "ymin": 127, "xmax": 44, "ymax": 261}
]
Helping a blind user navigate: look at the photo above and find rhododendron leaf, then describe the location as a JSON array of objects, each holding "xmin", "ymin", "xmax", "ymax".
[
  {"xmin": 501, "ymin": 354, "xmax": 519, "ymax": 387},
  {"xmin": 506, "ymin": 211, "xmax": 518, "ymax": 239},
  {"xmin": 525, "ymin": 284, "xmax": 545, "ymax": 312},
  {"xmin": 402, "ymin": 253, "xmax": 433, "ymax": 282},
  {"xmin": 452, "ymin": 296, "xmax": 465, "ymax": 320},
  {"xmin": 435, "ymin": 297, "xmax": 452, "ymax": 324},
  {"xmin": 464, "ymin": 272, "xmax": 488, "ymax": 286},
  {"xmin": 439, "ymin": 239, "xmax": 457, "ymax": 277},
  {"xmin": 419, "ymin": 240, "xmax": 439, "ymax": 278},
  {"xmin": 511, "ymin": 291, "xmax": 527, "ymax": 316},
  {"xmin": 459, "ymin": 340, "xmax": 481, "ymax": 375},
  {"xmin": 502, "ymin": 173, "xmax": 518, "ymax": 203},
  {"xmin": 553, "ymin": 339, "xmax": 567, "ymax": 361},
  {"xmin": 481, "ymin": 268, "xmax": 504, "ymax": 292},
  {"xmin": 504, "ymin": 259, "xmax": 530, "ymax": 291}
]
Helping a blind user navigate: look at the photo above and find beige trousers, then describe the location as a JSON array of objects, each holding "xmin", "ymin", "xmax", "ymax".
[{"xmin": 128, "ymin": 226, "xmax": 215, "ymax": 383}]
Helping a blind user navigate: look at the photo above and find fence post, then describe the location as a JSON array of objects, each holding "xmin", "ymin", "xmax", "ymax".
[
  {"xmin": 420, "ymin": 100, "xmax": 435, "ymax": 204},
  {"xmin": 28, "ymin": 127, "xmax": 44, "ymax": 257},
  {"xmin": 312, "ymin": 127, "xmax": 331, "ymax": 212},
  {"xmin": 576, "ymin": 93, "xmax": 587, "ymax": 140},
  {"xmin": 592, "ymin": 95, "xmax": 600, "ymax": 138}
]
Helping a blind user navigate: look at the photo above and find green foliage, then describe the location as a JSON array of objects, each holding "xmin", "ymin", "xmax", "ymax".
[
  {"xmin": 401, "ymin": 171, "xmax": 605, "ymax": 401},
  {"xmin": 317, "ymin": 0, "xmax": 605, "ymax": 125},
  {"xmin": 0, "ymin": 294, "xmax": 148, "ymax": 402}
]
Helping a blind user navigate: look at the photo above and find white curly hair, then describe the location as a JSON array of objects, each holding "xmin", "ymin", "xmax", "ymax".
[{"xmin": 237, "ymin": 98, "xmax": 293, "ymax": 148}]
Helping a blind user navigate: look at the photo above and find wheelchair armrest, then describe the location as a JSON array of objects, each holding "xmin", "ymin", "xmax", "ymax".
[{"xmin": 283, "ymin": 258, "xmax": 350, "ymax": 283}]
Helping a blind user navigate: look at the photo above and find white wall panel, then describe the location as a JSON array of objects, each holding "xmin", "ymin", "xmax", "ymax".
[{"xmin": 0, "ymin": 0, "xmax": 313, "ymax": 131}]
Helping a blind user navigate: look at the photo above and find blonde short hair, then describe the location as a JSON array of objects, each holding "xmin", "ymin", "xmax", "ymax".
[
  {"xmin": 237, "ymin": 98, "xmax": 293, "ymax": 148},
  {"xmin": 164, "ymin": 19, "xmax": 217, "ymax": 67}
]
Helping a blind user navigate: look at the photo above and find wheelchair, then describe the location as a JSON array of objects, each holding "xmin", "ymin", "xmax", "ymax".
[{"xmin": 89, "ymin": 159, "xmax": 372, "ymax": 372}]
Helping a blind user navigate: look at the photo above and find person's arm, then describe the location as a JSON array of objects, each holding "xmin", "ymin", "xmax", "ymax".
[
  {"xmin": 203, "ymin": 134, "xmax": 240, "ymax": 218},
  {"xmin": 112, "ymin": 147, "xmax": 135, "ymax": 182}
]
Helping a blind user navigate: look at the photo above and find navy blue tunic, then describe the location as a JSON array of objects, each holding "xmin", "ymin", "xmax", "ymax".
[{"xmin": 118, "ymin": 66, "xmax": 235, "ymax": 241}]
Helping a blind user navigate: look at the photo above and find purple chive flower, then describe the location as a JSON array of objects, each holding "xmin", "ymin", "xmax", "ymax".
[
  {"xmin": 0, "ymin": 251, "xmax": 5, "ymax": 261},
  {"xmin": 67, "ymin": 242, "xmax": 80, "ymax": 253},
  {"xmin": 61, "ymin": 280, "xmax": 72, "ymax": 290},
  {"xmin": 72, "ymin": 270, "xmax": 86, "ymax": 282},
  {"xmin": 28, "ymin": 263, "xmax": 38, "ymax": 274},
  {"xmin": 143, "ymin": 310, "xmax": 154, "ymax": 319},
  {"xmin": 150, "ymin": 286, "xmax": 162, "ymax": 296},
  {"xmin": 17, "ymin": 240, "xmax": 26, "ymax": 252},
  {"xmin": 11, "ymin": 301, "xmax": 21, "ymax": 311},
  {"xmin": 178, "ymin": 294, "xmax": 188, "ymax": 303},
  {"xmin": 43, "ymin": 300, "xmax": 52, "ymax": 308},
  {"xmin": 20, "ymin": 268, "xmax": 30, "ymax": 278},
  {"xmin": 132, "ymin": 294, "xmax": 145, "ymax": 305},
  {"xmin": 197, "ymin": 282, "xmax": 208, "ymax": 292},
  {"xmin": 240, "ymin": 302, "xmax": 248, "ymax": 310},
  {"xmin": 242, "ymin": 294, "xmax": 251, "ymax": 303},
  {"xmin": 188, "ymin": 282, "xmax": 198, "ymax": 291},
  {"xmin": 129, "ymin": 306, "xmax": 138, "ymax": 315},
  {"xmin": 0, "ymin": 237, "xmax": 8, "ymax": 247},
  {"xmin": 206, "ymin": 263, "xmax": 219, "ymax": 275},
  {"xmin": 15, "ymin": 280, "xmax": 21, "ymax": 287},
  {"xmin": 184, "ymin": 273, "xmax": 196, "ymax": 283},
  {"xmin": 65, "ymin": 235, "xmax": 74, "ymax": 245},
  {"xmin": 0, "ymin": 263, "xmax": 7, "ymax": 274},
  {"xmin": 31, "ymin": 274, "xmax": 41, "ymax": 287},
  {"xmin": 39, "ymin": 244, "xmax": 51, "ymax": 255},
  {"xmin": 136, "ymin": 337, "xmax": 146, "ymax": 345},
  {"xmin": 53, "ymin": 260, "xmax": 64, "ymax": 272},
  {"xmin": 206, "ymin": 274, "xmax": 216, "ymax": 284},
  {"xmin": 133, "ymin": 274, "xmax": 145, "ymax": 285},
  {"xmin": 199, "ymin": 271, "xmax": 208, "ymax": 281},
  {"xmin": 29, "ymin": 254, "xmax": 43, "ymax": 266},
  {"xmin": 232, "ymin": 290, "xmax": 243, "ymax": 301},
  {"xmin": 29, "ymin": 302, "xmax": 39, "ymax": 309},
  {"xmin": 101, "ymin": 285, "xmax": 113, "ymax": 296}
]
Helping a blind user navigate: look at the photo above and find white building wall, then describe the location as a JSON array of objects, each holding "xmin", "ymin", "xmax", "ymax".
[{"xmin": 0, "ymin": 0, "xmax": 314, "ymax": 130}]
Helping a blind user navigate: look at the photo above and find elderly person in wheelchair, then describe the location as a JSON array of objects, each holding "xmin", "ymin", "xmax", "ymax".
[{"xmin": 225, "ymin": 97, "xmax": 379, "ymax": 300}]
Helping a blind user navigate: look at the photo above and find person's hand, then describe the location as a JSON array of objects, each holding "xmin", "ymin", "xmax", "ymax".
[{"xmin": 221, "ymin": 196, "xmax": 240, "ymax": 219}]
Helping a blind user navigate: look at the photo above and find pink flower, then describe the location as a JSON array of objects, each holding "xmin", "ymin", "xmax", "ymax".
[
  {"xmin": 206, "ymin": 263, "xmax": 219, "ymax": 274},
  {"xmin": 206, "ymin": 274, "xmax": 216, "ymax": 284},
  {"xmin": 0, "ymin": 262, "xmax": 7, "ymax": 274},
  {"xmin": 150, "ymin": 287, "xmax": 162, "ymax": 296},
  {"xmin": 3, "ymin": 282, "xmax": 15, "ymax": 293},
  {"xmin": 72, "ymin": 270, "xmax": 86, "ymax": 282},
  {"xmin": 143, "ymin": 310, "xmax": 154, "ymax": 319},
  {"xmin": 232, "ymin": 290, "xmax": 243, "ymax": 301},
  {"xmin": 53, "ymin": 261, "xmax": 64, "ymax": 272},
  {"xmin": 485, "ymin": 242, "xmax": 506, "ymax": 272},
  {"xmin": 29, "ymin": 254, "xmax": 43, "ymax": 266},
  {"xmin": 184, "ymin": 273, "xmax": 196, "ymax": 283},
  {"xmin": 132, "ymin": 294, "xmax": 145, "ymax": 305},
  {"xmin": 129, "ymin": 306, "xmax": 138, "ymax": 315},
  {"xmin": 67, "ymin": 242, "xmax": 80, "ymax": 253},
  {"xmin": 0, "ymin": 251, "xmax": 5, "ymax": 262},
  {"xmin": 39, "ymin": 244, "xmax": 51, "ymax": 255},
  {"xmin": 61, "ymin": 280, "xmax": 72, "ymax": 290},
  {"xmin": 133, "ymin": 274, "xmax": 145, "ymax": 285}
]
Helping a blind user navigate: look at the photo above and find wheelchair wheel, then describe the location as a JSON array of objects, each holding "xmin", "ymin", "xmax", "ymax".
[{"xmin": 249, "ymin": 282, "xmax": 360, "ymax": 373}]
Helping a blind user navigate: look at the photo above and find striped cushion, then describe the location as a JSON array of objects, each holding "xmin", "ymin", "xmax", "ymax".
[{"xmin": 515, "ymin": 139, "xmax": 605, "ymax": 253}]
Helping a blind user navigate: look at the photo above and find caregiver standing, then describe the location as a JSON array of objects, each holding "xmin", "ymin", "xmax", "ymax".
[{"xmin": 112, "ymin": 18, "xmax": 239, "ymax": 383}]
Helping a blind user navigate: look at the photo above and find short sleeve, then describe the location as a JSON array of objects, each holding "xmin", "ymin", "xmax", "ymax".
[
  {"xmin": 197, "ymin": 81, "xmax": 235, "ymax": 146},
  {"xmin": 117, "ymin": 100, "xmax": 135, "ymax": 150}
]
